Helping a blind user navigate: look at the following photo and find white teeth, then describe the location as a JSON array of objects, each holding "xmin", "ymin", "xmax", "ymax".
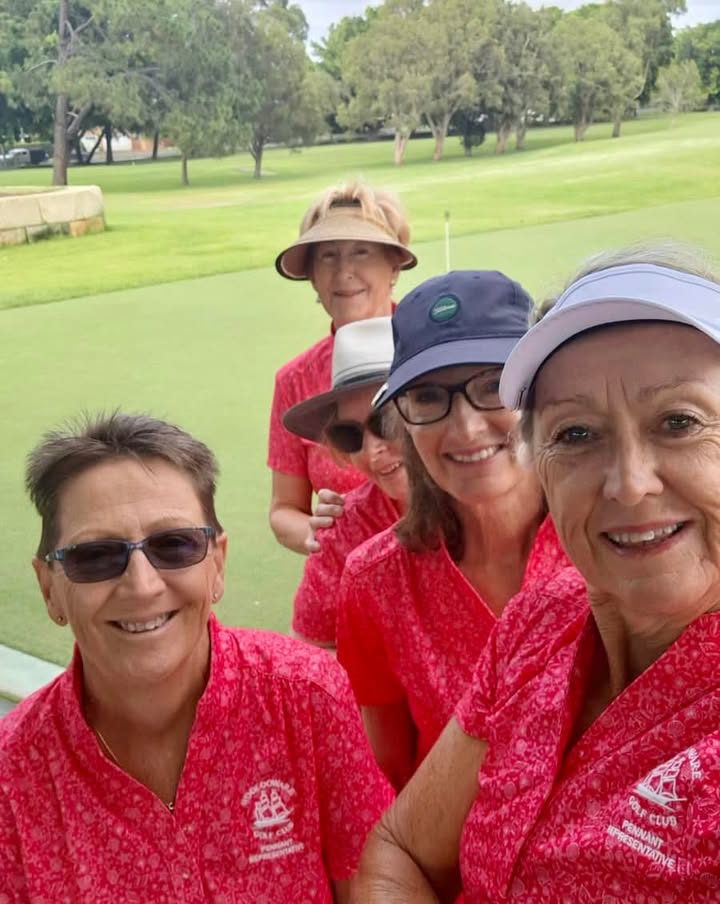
[
  {"xmin": 449, "ymin": 446, "xmax": 500, "ymax": 463},
  {"xmin": 116, "ymin": 613, "xmax": 172, "ymax": 634},
  {"xmin": 378, "ymin": 462, "xmax": 402, "ymax": 477},
  {"xmin": 607, "ymin": 524, "xmax": 682, "ymax": 546}
]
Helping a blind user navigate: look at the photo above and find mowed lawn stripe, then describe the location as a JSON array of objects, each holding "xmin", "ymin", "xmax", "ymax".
[{"xmin": 0, "ymin": 113, "xmax": 718, "ymax": 309}]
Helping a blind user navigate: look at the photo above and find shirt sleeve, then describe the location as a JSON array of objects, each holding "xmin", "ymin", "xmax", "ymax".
[
  {"xmin": 456, "ymin": 570, "xmax": 584, "ymax": 739},
  {"xmin": 336, "ymin": 556, "xmax": 406, "ymax": 706},
  {"xmin": 309, "ymin": 671, "xmax": 394, "ymax": 879},
  {"xmin": 267, "ymin": 368, "xmax": 309, "ymax": 478},
  {"xmin": 292, "ymin": 524, "xmax": 348, "ymax": 645},
  {"xmin": 454, "ymin": 619, "xmax": 503, "ymax": 740},
  {"xmin": 0, "ymin": 788, "xmax": 28, "ymax": 902}
]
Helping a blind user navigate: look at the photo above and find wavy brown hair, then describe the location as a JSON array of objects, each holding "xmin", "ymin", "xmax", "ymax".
[{"xmin": 393, "ymin": 429, "xmax": 465, "ymax": 560}]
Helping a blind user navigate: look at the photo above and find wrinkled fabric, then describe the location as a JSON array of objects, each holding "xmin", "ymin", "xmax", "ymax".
[
  {"xmin": 0, "ymin": 616, "xmax": 393, "ymax": 903},
  {"xmin": 337, "ymin": 516, "xmax": 569, "ymax": 765},
  {"xmin": 293, "ymin": 481, "xmax": 399, "ymax": 644},
  {"xmin": 457, "ymin": 567, "xmax": 720, "ymax": 902}
]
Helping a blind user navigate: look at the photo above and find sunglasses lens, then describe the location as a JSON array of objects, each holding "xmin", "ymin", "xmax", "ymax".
[
  {"xmin": 63, "ymin": 541, "xmax": 129, "ymax": 583},
  {"xmin": 325, "ymin": 423, "xmax": 364, "ymax": 454},
  {"xmin": 145, "ymin": 529, "xmax": 210, "ymax": 569}
]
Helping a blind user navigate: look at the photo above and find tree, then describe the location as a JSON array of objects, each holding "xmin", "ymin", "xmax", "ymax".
[
  {"xmin": 245, "ymin": 2, "xmax": 330, "ymax": 179},
  {"xmin": 604, "ymin": 0, "xmax": 686, "ymax": 103},
  {"xmin": 312, "ymin": 10, "xmax": 379, "ymax": 81},
  {"xmin": 417, "ymin": 0, "xmax": 498, "ymax": 162},
  {"xmin": 654, "ymin": 58, "xmax": 707, "ymax": 114},
  {"xmin": 549, "ymin": 13, "xmax": 638, "ymax": 141},
  {"xmin": 1, "ymin": 0, "xmax": 171, "ymax": 185},
  {"xmin": 340, "ymin": 2, "xmax": 430, "ymax": 165},
  {"xmin": 675, "ymin": 20, "xmax": 720, "ymax": 107},
  {"xmin": 491, "ymin": 2, "xmax": 555, "ymax": 153},
  {"xmin": 157, "ymin": 0, "xmax": 247, "ymax": 186},
  {"xmin": 452, "ymin": 109, "xmax": 486, "ymax": 156}
]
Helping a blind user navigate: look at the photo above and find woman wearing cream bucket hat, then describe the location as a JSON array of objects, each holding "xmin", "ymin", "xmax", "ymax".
[{"xmin": 268, "ymin": 181, "xmax": 417, "ymax": 555}]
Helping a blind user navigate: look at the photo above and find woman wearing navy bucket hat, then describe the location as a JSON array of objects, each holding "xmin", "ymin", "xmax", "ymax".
[{"xmin": 336, "ymin": 270, "xmax": 570, "ymax": 790}]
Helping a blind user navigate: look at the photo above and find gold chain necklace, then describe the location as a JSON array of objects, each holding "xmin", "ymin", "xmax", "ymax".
[{"xmin": 93, "ymin": 725, "xmax": 175, "ymax": 812}]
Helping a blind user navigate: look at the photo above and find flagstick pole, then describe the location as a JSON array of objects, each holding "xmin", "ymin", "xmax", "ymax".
[{"xmin": 444, "ymin": 210, "xmax": 451, "ymax": 272}]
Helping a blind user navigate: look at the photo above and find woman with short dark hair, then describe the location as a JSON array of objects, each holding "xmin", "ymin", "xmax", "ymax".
[{"xmin": 1, "ymin": 412, "xmax": 391, "ymax": 902}]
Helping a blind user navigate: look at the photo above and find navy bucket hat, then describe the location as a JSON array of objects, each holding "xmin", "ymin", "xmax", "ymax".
[{"xmin": 373, "ymin": 270, "xmax": 534, "ymax": 408}]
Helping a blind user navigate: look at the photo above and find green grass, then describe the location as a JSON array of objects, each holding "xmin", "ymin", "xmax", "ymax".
[
  {"xmin": 1, "ymin": 112, "xmax": 720, "ymax": 665},
  {"xmin": 0, "ymin": 112, "xmax": 718, "ymax": 309}
]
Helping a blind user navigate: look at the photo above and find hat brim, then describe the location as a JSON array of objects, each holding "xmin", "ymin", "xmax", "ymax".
[
  {"xmin": 499, "ymin": 297, "xmax": 714, "ymax": 410},
  {"xmin": 283, "ymin": 375, "xmax": 388, "ymax": 442},
  {"xmin": 275, "ymin": 213, "xmax": 417, "ymax": 281},
  {"xmin": 373, "ymin": 336, "xmax": 522, "ymax": 409}
]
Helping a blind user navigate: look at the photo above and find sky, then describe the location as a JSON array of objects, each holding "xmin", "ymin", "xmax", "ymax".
[{"xmin": 297, "ymin": 0, "xmax": 720, "ymax": 46}]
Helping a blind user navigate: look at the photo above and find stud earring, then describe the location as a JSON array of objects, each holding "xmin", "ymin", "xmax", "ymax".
[{"xmin": 56, "ymin": 614, "xmax": 66, "ymax": 625}]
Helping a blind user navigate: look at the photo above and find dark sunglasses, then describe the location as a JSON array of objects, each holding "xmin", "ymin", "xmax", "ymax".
[
  {"xmin": 395, "ymin": 370, "xmax": 503, "ymax": 425},
  {"xmin": 324, "ymin": 409, "xmax": 386, "ymax": 454},
  {"xmin": 44, "ymin": 526, "xmax": 216, "ymax": 584}
]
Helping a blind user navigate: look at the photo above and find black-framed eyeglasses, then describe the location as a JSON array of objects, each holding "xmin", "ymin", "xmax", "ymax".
[
  {"xmin": 324, "ymin": 408, "xmax": 386, "ymax": 454},
  {"xmin": 44, "ymin": 527, "xmax": 216, "ymax": 584},
  {"xmin": 394, "ymin": 370, "xmax": 503, "ymax": 425}
]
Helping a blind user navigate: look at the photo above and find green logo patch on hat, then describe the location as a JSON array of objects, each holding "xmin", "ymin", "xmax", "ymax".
[{"xmin": 429, "ymin": 294, "xmax": 460, "ymax": 323}]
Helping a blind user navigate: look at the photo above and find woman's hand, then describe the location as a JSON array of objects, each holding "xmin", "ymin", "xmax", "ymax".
[
  {"xmin": 352, "ymin": 719, "xmax": 486, "ymax": 902},
  {"xmin": 306, "ymin": 489, "xmax": 345, "ymax": 553}
]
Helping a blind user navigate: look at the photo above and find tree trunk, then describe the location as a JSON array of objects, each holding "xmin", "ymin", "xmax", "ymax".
[
  {"xmin": 515, "ymin": 120, "xmax": 527, "ymax": 151},
  {"xmin": 152, "ymin": 130, "xmax": 160, "ymax": 160},
  {"xmin": 611, "ymin": 112, "xmax": 622, "ymax": 138},
  {"xmin": 495, "ymin": 123, "xmax": 511, "ymax": 154},
  {"xmin": 104, "ymin": 123, "xmax": 114, "ymax": 163},
  {"xmin": 52, "ymin": 0, "xmax": 71, "ymax": 186},
  {"xmin": 85, "ymin": 131, "xmax": 104, "ymax": 164},
  {"xmin": 181, "ymin": 153, "xmax": 189, "ymax": 186},
  {"xmin": 393, "ymin": 131, "xmax": 409, "ymax": 165},
  {"xmin": 253, "ymin": 143, "xmax": 263, "ymax": 179},
  {"xmin": 574, "ymin": 116, "xmax": 589, "ymax": 142},
  {"xmin": 52, "ymin": 93, "xmax": 69, "ymax": 186},
  {"xmin": 433, "ymin": 131, "xmax": 445, "ymax": 161}
]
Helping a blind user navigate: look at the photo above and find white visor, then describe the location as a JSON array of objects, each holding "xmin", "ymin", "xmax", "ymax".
[{"xmin": 500, "ymin": 263, "xmax": 720, "ymax": 409}]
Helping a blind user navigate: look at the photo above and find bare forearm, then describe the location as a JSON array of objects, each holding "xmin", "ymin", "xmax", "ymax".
[
  {"xmin": 352, "ymin": 823, "xmax": 448, "ymax": 903},
  {"xmin": 269, "ymin": 505, "xmax": 311, "ymax": 555}
]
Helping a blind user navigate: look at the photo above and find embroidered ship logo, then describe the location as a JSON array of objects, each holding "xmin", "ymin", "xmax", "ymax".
[
  {"xmin": 635, "ymin": 752, "xmax": 688, "ymax": 811},
  {"xmin": 253, "ymin": 788, "xmax": 293, "ymax": 830},
  {"xmin": 242, "ymin": 778, "xmax": 305, "ymax": 863}
]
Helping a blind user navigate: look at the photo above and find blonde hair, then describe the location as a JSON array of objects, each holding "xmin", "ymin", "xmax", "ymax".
[{"xmin": 299, "ymin": 181, "xmax": 410, "ymax": 246}]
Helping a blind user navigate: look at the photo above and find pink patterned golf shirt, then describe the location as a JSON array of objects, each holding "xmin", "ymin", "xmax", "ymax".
[
  {"xmin": 0, "ymin": 615, "xmax": 392, "ymax": 903},
  {"xmin": 268, "ymin": 333, "xmax": 366, "ymax": 495},
  {"xmin": 456, "ymin": 566, "xmax": 720, "ymax": 901},
  {"xmin": 336, "ymin": 516, "xmax": 569, "ymax": 768},
  {"xmin": 293, "ymin": 480, "xmax": 400, "ymax": 645}
]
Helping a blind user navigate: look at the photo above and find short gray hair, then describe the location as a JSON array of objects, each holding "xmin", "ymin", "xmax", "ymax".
[{"xmin": 26, "ymin": 411, "xmax": 223, "ymax": 557}]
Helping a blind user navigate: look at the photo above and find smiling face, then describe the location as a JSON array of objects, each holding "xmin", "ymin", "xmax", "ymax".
[
  {"xmin": 309, "ymin": 240, "xmax": 399, "ymax": 328},
  {"xmin": 533, "ymin": 322, "xmax": 720, "ymax": 631},
  {"xmin": 334, "ymin": 387, "xmax": 407, "ymax": 502},
  {"xmin": 404, "ymin": 364, "xmax": 533, "ymax": 508},
  {"xmin": 33, "ymin": 457, "xmax": 227, "ymax": 697}
]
